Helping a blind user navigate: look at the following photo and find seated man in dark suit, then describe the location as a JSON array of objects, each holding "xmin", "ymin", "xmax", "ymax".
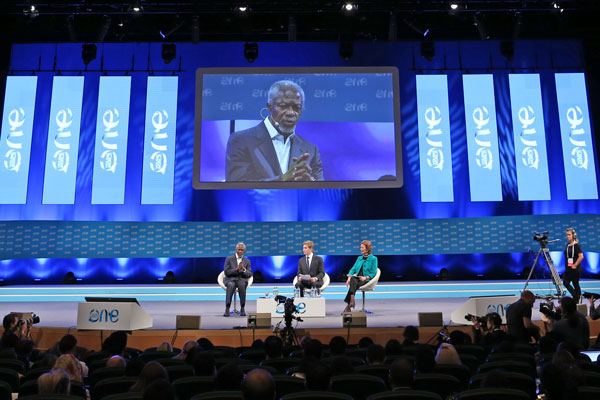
[
  {"xmin": 225, "ymin": 80, "xmax": 323, "ymax": 182},
  {"xmin": 295, "ymin": 240, "xmax": 324, "ymax": 297},
  {"xmin": 223, "ymin": 242, "xmax": 253, "ymax": 316}
]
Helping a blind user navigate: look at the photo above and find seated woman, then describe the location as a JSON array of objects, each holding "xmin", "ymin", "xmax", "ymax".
[{"xmin": 343, "ymin": 240, "xmax": 378, "ymax": 313}]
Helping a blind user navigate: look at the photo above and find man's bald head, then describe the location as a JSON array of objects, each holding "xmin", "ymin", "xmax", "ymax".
[
  {"xmin": 106, "ymin": 355, "xmax": 126, "ymax": 368},
  {"xmin": 241, "ymin": 368, "xmax": 275, "ymax": 400}
]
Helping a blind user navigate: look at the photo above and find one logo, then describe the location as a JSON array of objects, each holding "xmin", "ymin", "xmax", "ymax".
[
  {"xmin": 345, "ymin": 77, "xmax": 368, "ymax": 86},
  {"xmin": 472, "ymin": 107, "xmax": 493, "ymax": 170},
  {"xmin": 52, "ymin": 108, "xmax": 73, "ymax": 173},
  {"xmin": 518, "ymin": 106, "xmax": 540, "ymax": 169},
  {"xmin": 424, "ymin": 106, "xmax": 444, "ymax": 170},
  {"xmin": 314, "ymin": 89, "xmax": 337, "ymax": 98},
  {"xmin": 100, "ymin": 109, "xmax": 119, "ymax": 173},
  {"xmin": 4, "ymin": 108, "xmax": 25, "ymax": 172},
  {"xmin": 88, "ymin": 308, "xmax": 119, "ymax": 323},
  {"xmin": 149, "ymin": 110, "xmax": 169, "ymax": 174},
  {"xmin": 566, "ymin": 106, "xmax": 588, "ymax": 170},
  {"xmin": 486, "ymin": 303, "xmax": 512, "ymax": 317},
  {"xmin": 220, "ymin": 76, "xmax": 244, "ymax": 85}
]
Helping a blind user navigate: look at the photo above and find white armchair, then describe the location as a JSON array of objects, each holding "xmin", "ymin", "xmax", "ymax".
[{"xmin": 217, "ymin": 271, "xmax": 254, "ymax": 315}]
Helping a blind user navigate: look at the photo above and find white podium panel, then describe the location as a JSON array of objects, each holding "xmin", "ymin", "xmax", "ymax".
[
  {"xmin": 450, "ymin": 295, "xmax": 519, "ymax": 325},
  {"xmin": 77, "ymin": 301, "xmax": 153, "ymax": 330},
  {"xmin": 257, "ymin": 297, "xmax": 326, "ymax": 318}
]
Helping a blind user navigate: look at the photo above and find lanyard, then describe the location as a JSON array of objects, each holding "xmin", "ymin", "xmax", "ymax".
[{"xmin": 568, "ymin": 244, "xmax": 575, "ymax": 259}]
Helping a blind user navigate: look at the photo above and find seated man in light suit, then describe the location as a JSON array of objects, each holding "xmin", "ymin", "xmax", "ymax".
[
  {"xmin": 295, "ymin": 240, "xmax": 324, "ymax": 297},
  {"xmin": 223, "ymin": 242, "xmax": 253, "ymax": 316}
]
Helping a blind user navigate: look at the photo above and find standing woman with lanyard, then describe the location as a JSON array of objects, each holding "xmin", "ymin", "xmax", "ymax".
[
  {"xmin": 564, "ymin": 228, "xmax": 584, "ymax": 303},
  {"xmin": 343, "ymin": 240, "xmax": 378, "ymax": 313}
]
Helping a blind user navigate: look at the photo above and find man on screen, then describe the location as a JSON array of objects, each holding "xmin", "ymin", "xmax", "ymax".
[{"xmin": 225, "ymin": 80, "xmax": 323, "ymax": 182}]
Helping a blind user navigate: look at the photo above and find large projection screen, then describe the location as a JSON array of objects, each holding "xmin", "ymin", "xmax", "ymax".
[{"xmin": 193, "ymin": 67, "xmax": 403, "ymax": 189}]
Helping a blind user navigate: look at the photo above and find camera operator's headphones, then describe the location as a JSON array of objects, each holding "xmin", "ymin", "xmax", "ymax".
[{"xmin": 567, "ymin": 227, "xmax": 578, "ymax": 241}]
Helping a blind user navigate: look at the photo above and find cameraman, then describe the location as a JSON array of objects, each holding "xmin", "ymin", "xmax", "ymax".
[
  {"xmin": 1, "ymin": 313, "xmax": 32, "ymax": 351},
  {"xmin": 586, "ymin": 295, "xmax": 600, "ymax": 320},
  {"xmin": 548, "ymin": 296, "xmax": 589, "ymax": 350},
  {"xmin": 564, "ymin": 228, "xmax": 584, "ymax": 303},
  {"xmin": 506, "ymin": 290, "xmax": 540, "ymax": 343},
  {"xmin": 471, "ymin": 312, "xmax": 506, "ymax": 347}
]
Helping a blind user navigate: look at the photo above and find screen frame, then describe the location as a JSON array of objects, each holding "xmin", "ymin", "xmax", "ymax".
[{"xmin": 193, "ymin": 66, "xmax": 403, "ymax": 190}]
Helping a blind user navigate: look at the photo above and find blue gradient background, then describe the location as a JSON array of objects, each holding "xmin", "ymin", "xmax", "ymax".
[{"xmin": 0, "ymin": 40, "xmax": 598, "ymax": 284}]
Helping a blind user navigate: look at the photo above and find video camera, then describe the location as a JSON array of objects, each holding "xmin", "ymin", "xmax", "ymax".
[
  {"xmin": 533, "ymin": 231, "xmax": 549, "ymax": 247},
  {"xmin": 583, "ymin": 292, "xmax": 600, "ymax": 300},
  {"xmin": 539, "ymin": 301, "xmax": 561, "ymax": 320},
  {"xmin": 274, "ymin": 296, "xmax": 303, "ymax": 324},
  {"xmin": 465, "ymin": 314, "xmax": 485, "ymax": 325},
  {"xmin": 18, "ymin": 314, "xmax": 40, "ymax": 325}
]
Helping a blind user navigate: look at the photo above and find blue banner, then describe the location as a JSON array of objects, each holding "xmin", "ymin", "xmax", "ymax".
[
  {"xmin": 508, "ymin": 74, "xmax": 551, "ymax": 201},
  {"xmin": 141, "ymin": 77, "xmax": 178, "ymax": 204},
  {"xmin": 0, "ymin": 76, "xmax": 38, "ymax": 204},
  {"xmin": 91, "ymin": 76, "xmax": 132, "ymax": 204},
  {"xmin": 201, "ymin": 72, "xmax": 395, "ymax": 122},
  {"xmin": 42, "ymin": 76, "xmax": 85, "ymax": 204},
  {"xmin": 555, "ymin": 73, "xmax": 598, "ymax": 200},
  {"xmin": 462, "ymin": 75, "xmax": 502, "ymax": 202},
  {"xmin": 416, "ymin": 75, "xmax": 454, "ymax": 202}
]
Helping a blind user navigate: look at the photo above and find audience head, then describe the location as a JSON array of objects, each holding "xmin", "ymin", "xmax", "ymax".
[
  {"xmin": 53, "ymin": 354, "xmax": 83, "ymax": 383},
  {"xmin": 264, "ymin": 335, "xmax": 283, "ymax": 359},
  {"xmin": 125, "ymin": 357, "xmax": 145, "ymax": 377},
  {"xmin": 385, "ymin": 339, "xmax": 403, "ymax": 356},
  {"xmin": 131, "ymin": 361, "xmax": 168, "ymax": 393},
  {"xmin": 389, "ymin": 359, "xmax": 414, "ymax": 389},
  {"xmin": 486, "ymin": 312, "xmax": 502, "ymax": 330},
  {"xmin": 106, "ymin": 355, "xmax": 127, "ymax": 368},
  {"xmin": 415, "ymin": 344, "xmax": 436, "ymax": 373},
  {"xmin": 303, "ymin": 338, "xmax": 323, "ymax": 360},
  {"xmin": 403, "ymin": 326, "xmax": 419, "ymax": 343},
  {"xmin": 185, "ymin": 346, "xmax": 203, "ymax": 365},
  {"xmin": 38, "ymin": 369, "xmax": 70, "ymax": 395},
  {"xmin": 251, "ymin": 339, "xmax": 264, "ymax": 349},
  {"xmin": 242, "ymin": 368, "xmax": 276, "ymax": 400},
  {"xmin": 2, "ymin": 313, "xmax": 17, "ymax": 331},
  {"xmin": 329, "ymin": 336, "xmax": 347, "ymax": 356},
  {"xmin": 366, "ymin": 344, "xmax": 386, "ymax": 365},
  {"xmin": 36, "ymin": 353, "xmax": 58, "ymax": 369},
  {"xmin": 541, "ymin": 362, "xmax": 584, "ymax": 400},
  {"xmin": 58, "ymin": 334, "xmax": 78, "ymax": 354},
  {"xmin": 329, "ymin": 356, "xmax": 355, "ymax": 376},
  {"xmin": 358, "ymin": 336, "xmax": 374, "ymax": 349},
  {"xmin": 193, "ymin": 351, "xmax": 217, "ymax": 376},
  {"xmin": 103, "ymin": 331, "xmax": 128, "ymax": 356},
  {"xmin": 215, "ymin": 363, "xmax": 244, "ymax": 391},
  {"xmin": 156, "ymin": 341, "xmax": 173, "ymax": 352},
  {"xmin": 180, "ymin": 340, "xmax": 198, "ymax": 356},
  {"xmin": 449, "ymin": 330, "xmax": 470, "ymax": 346},
  {"xmin": 142, "ymin": 379, "xmax": 174, "ymax": 400},
  {"xmin": 521, "ymin": 290, "xmax": 536, "ymax": 305},
  {"xmin": 304, "ymin": 362, "xmax": 331, "ymax": 391},
  {"xmin": 435, "ymin": 343, "xmax": 461, "ymax": 365},
  {"xmin": 196, "ymin": 337, "xmax": 214, "ymax": 350}
]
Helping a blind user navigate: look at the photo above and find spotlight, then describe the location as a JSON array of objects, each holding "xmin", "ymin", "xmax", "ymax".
[
  {"xmin": 81, "ymin": 44, "xmax": 97, "ymax": 66},
  {"xmin": 339, "ymin": 40, "xmax": 353, "ymax": 62},
  {"xmin": 473, "ymin": 13, "xmax": 490, "ymax": 40},
  {"xmin": 403, "ymin": 18, "xmax": 429, "ymax": 38},
  {"xmin": 552, "ymin": 2, "xmax": 563, "ymax": 11},
  {"xmin": 288, "ymin": 15, "xmax": 297, "ymax": 42},
  {"xmin": 97, "ymin": 15, "xmax": 111, "ymax": 42},
  {"xmin": 23, "ymin": 3, "xmax": 39, "ymax": 18},
  {"xmin": 161, "ymin": 43, "xmax": 176, "ymax": 64},
  {"xmin": 500, "ymin": 40, "xmax": 514, "ymax": 60},
  {"xmin": 420, "ymin": 41, "xmax": 435, "ymax": 61},
  {"xmin": 236, "ymin": 4, "xmax": 249, "ymax": 12},
  {"xmin": 450, "ymin": 3, "xmax": 459, "ymax": 10},
  {"xmin": 128, "ymin": 2, "xmax": 143, "ymax": 13},
  {"xmin": 191, "ymin": 16, "xmax": 200, "ymax": 43},
  {"xmin": 388, "ymin": 13, "xmax": 397, "ymax": 41},
  {"xmin": 343, "ymin": 3, "xmax": 358, "ymax": 12},
  {"xmin": 244, "ymin": 42, "xmax": 258, "ymax": 62}
]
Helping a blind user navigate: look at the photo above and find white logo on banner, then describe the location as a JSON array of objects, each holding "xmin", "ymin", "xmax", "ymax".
[
  {"xmin": 566, "ymin": 106, "xmax": 588, "ymax": 169},
  {"xmin": 100, "ymin": 109, "xmax": 119, "ymax": 173},
  {"xmin": 4, "ymin": 108, "xmax": 25, "ymax": 172},
  {"xmin": 425, "ymin": 106, "xmax": 444, "ymax": 170},
  {"xmin": 518, "ymin": 106, "xmax": 540, "ymax": 169},
  {"xmin": 150, "ymin": 110, "xmax": 169, "ymax": 174},
  {"xmin": 472, "ymin": 107, "xmax": 493, "ymax": 170},
  {"xmin": 52, "ymin": 109, "xmax": 73, "ymax": 173}
]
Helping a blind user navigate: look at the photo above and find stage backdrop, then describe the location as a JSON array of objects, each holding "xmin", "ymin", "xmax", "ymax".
[{"xmin": 0, "ymin": 40, "xmax": 599, "ymax": 284}]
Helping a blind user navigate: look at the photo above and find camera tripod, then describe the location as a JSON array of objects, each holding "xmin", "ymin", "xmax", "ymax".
[
  {"xmin": 278, "ymin": 319, "xmax": 300, "ymax": 348},
  {"xmin": 524, "ymin": 242, "xmax": 565, "ymax": 298}
]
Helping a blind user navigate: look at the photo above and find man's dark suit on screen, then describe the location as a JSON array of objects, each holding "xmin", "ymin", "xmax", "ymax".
[
  {"xmin": 224, "ymin": 255, "xmax": 252, "ymax": 311},
  {"xmin": 295, "ymin": 254, "xmax": 324, "ymax": 296},
  {"xmin": 225, "ymin": 121, "xmax": 323, "ymax": 182}
]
